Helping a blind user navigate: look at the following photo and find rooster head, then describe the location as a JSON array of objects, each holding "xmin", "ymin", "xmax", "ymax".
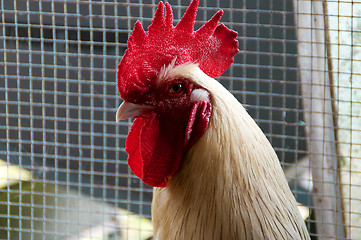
[{"xmin": 116, "ymin": 0, "xmax": 238, "ymax": 187}]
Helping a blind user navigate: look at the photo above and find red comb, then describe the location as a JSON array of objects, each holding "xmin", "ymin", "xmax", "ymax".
[{"xmin": 117, "ymin": 0, "xmax": 239, "ymax": 101}]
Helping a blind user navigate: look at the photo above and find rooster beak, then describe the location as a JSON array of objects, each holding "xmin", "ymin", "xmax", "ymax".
[{"xmin": 116, "ymin": 102, "xmax": 153, "ymax": 122}]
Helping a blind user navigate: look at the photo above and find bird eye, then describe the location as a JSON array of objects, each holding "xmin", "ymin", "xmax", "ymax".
[{"xmin": 169, "ymin": 83, "xmax": 183, "ymax": 94}]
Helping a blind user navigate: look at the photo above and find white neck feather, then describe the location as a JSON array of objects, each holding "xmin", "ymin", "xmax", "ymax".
[{"xmin": 152, "ymin": 66, "xmax": 309, "ymax": 240}]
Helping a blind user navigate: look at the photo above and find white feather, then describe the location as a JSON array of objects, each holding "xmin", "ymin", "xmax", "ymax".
[
  {"xmin": 158, "ymin": 61, "xmax": 199, "ymax": 84},
  {"xmin": 157, "ymin": 58, "xmax": 177, "ymax": 83}
]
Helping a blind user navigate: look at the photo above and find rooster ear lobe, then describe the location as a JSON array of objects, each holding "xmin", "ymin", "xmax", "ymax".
[{"xmin": 175, "ymin": 0, "xmax": 199, "ymax": 33}]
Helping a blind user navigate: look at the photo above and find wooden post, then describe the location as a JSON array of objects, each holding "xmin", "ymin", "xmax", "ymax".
[
  {"xmin": 292, "ymin": 0, "xmax": 345, "ymax": 239},
  {"xmin": 326, "ymin": 0, "xmax": 361, "ymax": 238}
]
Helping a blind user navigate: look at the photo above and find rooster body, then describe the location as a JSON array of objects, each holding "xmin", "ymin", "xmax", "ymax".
[
  {"xmin": 152, "ymin": 65, "xmax": 309, "ymax": 239},
  {"xmin": 116, "ymin": 1, "xmax": 310, "ymax": 239}
]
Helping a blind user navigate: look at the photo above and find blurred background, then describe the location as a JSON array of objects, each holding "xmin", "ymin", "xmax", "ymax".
[{"xmin": 0, "ymin": 0, "xmax": 360, "ymax": 239}]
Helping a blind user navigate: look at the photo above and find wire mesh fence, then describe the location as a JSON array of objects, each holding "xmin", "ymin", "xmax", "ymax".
[{"xmin": 0, "ymin": 0, "xmax": 360, "ymax": 239}]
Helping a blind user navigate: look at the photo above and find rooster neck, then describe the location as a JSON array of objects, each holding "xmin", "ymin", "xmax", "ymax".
[
  {"xmin": 152, "ymin": 85, "xmax": 258, "ymax": 239},
  {"xmin": 151, "ymin": 68, "xmax": 310, "ymax": 240}
]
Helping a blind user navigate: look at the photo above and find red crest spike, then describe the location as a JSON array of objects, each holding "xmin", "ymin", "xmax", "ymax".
[
  {"xmin": 165, "ymin": 3, "xmax": 173, "ymax": 27},
  {"xmin": 175, "ymin": 0, "xmax": 199, "ymax": 33},
  {"xmin": 148, "ymin": 2, "xmax": 166, "ymax": 36},
  {"xmin": 127, "ymin": 21, "xmax": 146, "ymax": 50},
  {"xmin": 195, "ymin": 10, "xmax": 223, "ymax": 38},
  {"xmin": 117, "ymin": 0, "xmax": 239, "ymax": 102}
]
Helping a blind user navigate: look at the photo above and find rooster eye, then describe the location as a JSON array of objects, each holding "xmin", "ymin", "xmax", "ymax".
[{"xmin": 169, "ymin": 83, "xmax": 183, "ymax": 94}]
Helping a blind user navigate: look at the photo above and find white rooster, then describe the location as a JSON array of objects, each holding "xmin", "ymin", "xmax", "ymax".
[{"xmin": 116, "ymin": 1, "xmax": 310, "ymax": 239}]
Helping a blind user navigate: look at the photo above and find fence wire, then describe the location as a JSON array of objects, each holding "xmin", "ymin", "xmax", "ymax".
[{"xmin": 0, "ymin": 0, "xmax": 360, "ymax": 239}]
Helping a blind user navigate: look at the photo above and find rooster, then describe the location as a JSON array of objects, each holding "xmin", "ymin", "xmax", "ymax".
[{"xmin": 116, "ymin": 0, "xmax": 310, "ymax": 239}]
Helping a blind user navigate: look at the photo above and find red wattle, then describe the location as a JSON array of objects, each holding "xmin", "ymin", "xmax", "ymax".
[
  {"xmin": 126, "ymin": 117, "xmax": 144, "ymax": 178},
  {"xmin": 125, "ymin": 101, "xmax": 212, "ymax": 188},
  {"xmin": 126, "ymin": 112, "xmax": 186, "ymax": 187}
]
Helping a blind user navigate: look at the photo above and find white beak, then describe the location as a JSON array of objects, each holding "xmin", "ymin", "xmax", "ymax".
[{"xmin": 116, "ymin": 102, "xmax": 153, "ymax": 122}]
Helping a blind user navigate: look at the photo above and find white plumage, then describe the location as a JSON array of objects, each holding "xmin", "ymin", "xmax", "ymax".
[{"xmin": 151, "ymin": 64, "xmax": 310, "ymax": 240}]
